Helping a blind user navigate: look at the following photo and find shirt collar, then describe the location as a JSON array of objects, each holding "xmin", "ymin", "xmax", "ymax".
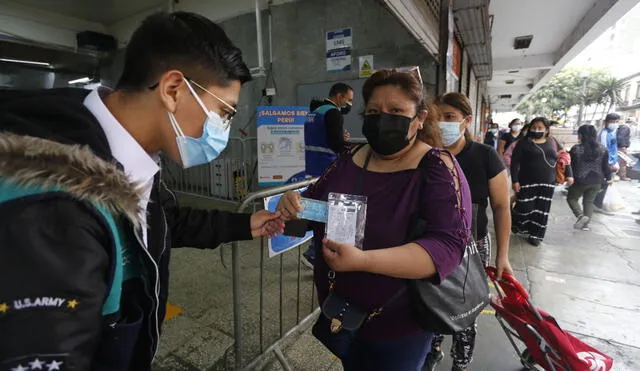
[
  {"xmin": 83, "ymin": 88, "xmax": 160, "ymax": 187},
  {"xmin": 325, "ymin": 98, "xmax": 339, "ymax": 107}
]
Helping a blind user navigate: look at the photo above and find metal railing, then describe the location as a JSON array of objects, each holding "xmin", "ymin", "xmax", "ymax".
[
  {"xmin": 162, "ymin": 137, "xmax": 257, "ymax": 203},
  {"xmin": 231, "ymin": 178, "xmax": 320, "ymax": 370}
]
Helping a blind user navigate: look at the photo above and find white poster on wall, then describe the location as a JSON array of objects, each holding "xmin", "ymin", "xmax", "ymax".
[
  {"xmin": 326, "ymin": 28, "xmax": 352, "ymax": 72},
  {"xmin": 256, "ymin": 106, "xmax": 309, "ymax": 187}
]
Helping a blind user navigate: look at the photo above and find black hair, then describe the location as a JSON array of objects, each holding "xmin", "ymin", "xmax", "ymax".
[
  {"xmin": 517, "ymin": 122, "xmax": 531, "ymax": 139},
  {"xmin": 578, "ymin": 124, "xmax": 603, "ymax": 161},
  {"xmin": 605, "ymin": 113, "xmax": 620, "ymax": 123},
  {"xmin": 117, "ymin": 11, "xmax": 251, "ymax": 91},
  {"xmin": 530, "ymin": 116, "xmax": 550, "ymax": 137},
  {"xmin": 329, "ymin": 83, "xmax": 353, "ymax": 98}
]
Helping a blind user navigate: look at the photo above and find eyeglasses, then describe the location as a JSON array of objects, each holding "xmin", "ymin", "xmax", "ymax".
[
  {"xmin": 148, "ymin": 76, "xmax": 238, "ymax": 123},
  {"xmin": 186, "ymin": 77, "xmax": 237, "ymax": 122}
]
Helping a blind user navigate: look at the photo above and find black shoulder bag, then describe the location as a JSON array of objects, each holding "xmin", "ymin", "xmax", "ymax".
[{"xmin": 406, "ymin": 154, "xmax": 490, "ymax": 335}]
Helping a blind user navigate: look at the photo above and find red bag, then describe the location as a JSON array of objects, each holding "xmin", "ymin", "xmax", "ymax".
[{"xmin": 487, "ymin": 267, "xmax": 614, "ymax": 371}]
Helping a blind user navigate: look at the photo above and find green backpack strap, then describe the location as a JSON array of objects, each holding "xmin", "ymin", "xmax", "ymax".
[{"xmin": 0, "ymin": 182, "xmax": 123, "ymax": 316}]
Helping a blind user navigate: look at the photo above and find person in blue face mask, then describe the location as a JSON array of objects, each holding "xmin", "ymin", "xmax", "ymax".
[
  {"xmin": 0, "ymin": 12, "xmax": 285, "ymax": 371},
  {"xmin": 423, "ymin": 92, "xmax": 513, "ymax": 371},
  {"xmin": 593, "ymin": 113, "xmax": 621, "ymax": 214}
]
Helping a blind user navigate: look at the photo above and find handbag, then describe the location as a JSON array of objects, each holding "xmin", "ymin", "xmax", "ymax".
[
  {"xmin": 312, "ymin": 280, "xmax": 406, "ymax": 358},
  {"xmin": 406, "ymin": 156, "xmax": 490, "ymax": 335},
  {"xmin": 408, "ymin": 241, "xmax": 490, "ymax": 334}
]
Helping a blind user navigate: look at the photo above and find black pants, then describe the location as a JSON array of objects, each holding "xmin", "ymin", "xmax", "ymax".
[{"xmin": 593, "ymin": 182, "xmax": 608, "ymax": 209}]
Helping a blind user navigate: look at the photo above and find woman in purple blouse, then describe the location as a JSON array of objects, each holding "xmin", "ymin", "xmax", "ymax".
[{"xmin": 277, "ymin": 70, "xmax": 471, "ymax": 371}]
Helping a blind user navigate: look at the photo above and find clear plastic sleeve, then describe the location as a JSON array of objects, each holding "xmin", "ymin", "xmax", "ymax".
[{"xmin": 325, "ymin": 192, "xmax": 368, "ymax": 249}]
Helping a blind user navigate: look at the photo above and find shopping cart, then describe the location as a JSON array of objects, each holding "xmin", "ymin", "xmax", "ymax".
[{"xmin": 486, "ymin": 267, "xmax": 614, "ymax": 371}]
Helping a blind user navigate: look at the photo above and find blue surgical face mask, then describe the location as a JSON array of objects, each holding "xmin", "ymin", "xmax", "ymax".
[
  {"xmin": 168, "ymin": 78, "xmax": 233, "ymax": 168},
  {"xmin": 608, "ymin": 124, "xmax": 619, "ymax": 131},
  {"xmin": 439, "ymin": 121, "xmax": 463, "ymax": 147}
]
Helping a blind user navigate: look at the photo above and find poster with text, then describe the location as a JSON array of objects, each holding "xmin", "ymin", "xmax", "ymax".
[
  {"xmin": 265, "ymin": 191, "xmax": 313, "ymax": 257},
  {"xmin": 257, "ymin": 106, "xmax": 308, "ymax": 187},
  {"xmin": 326, "ymin": 28, "xmax": 352, "ymax": 72}
]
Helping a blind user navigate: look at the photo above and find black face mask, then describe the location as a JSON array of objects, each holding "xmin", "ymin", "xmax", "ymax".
[
  {"xmin": 363, "ymin": 113, "xmax": 415, "ymax": 156},
  {"xmin": 528, "ymin": 131, "xmax": 545, "ymax": 139},
  {"xmin": 340, "ymin": 103, "xmax": 352, "ymax": 115}
]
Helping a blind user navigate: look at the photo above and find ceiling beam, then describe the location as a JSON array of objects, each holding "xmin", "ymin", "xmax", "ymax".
[
  {"xmin": 493, "ymin": 53, "xmax": 554, "ymax": 72},
  {"xmin": 488, "ymin": 85, "xmax": 530, "ymax": 96}
]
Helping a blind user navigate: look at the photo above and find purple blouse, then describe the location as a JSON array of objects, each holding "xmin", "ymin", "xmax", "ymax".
[{"xmin": 303, "ymin": 148, "xmax": 472, "ymax": 340}]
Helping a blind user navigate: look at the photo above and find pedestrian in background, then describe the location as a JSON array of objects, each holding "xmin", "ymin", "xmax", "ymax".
[
  {"xmin": 616, "ymin": 121, "xmax": 631, "ymax": 181},
  {"xmin": 511, "ymin": 117, "xmax": 574, "ymax": 246},
  {"xmin": 302, "ymin": 83, "xmax": 355, "ymax": 268},
  {"xmin": 424, "ymin": 92, "xmax": 514, "ymax": 371},
  {"xmin": 484, "ymin": 122, "xmax": 500, "ymax": 150},
  {"xmin": 567, "ymin": 125, "xmax": 612, "ymax": 231},
  {"xmin": 594, "ymin": 113, "xmax": 620, "ymax": 214},
  {"xmin": 498, "ymin": 118, "xmax": 522, "ymax": 158}
]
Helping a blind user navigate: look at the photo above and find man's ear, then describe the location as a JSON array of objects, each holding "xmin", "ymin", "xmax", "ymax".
[{"xmin": 158, "ymin": 70, "xmax": 185, "ymax": 113}]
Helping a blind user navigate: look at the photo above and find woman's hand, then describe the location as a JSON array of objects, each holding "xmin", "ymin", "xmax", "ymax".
[
  {"xmin": 512, "ymin": 182, "xmax": 521, "ymax": 193},
  {"xmin": 496, "ymin": 256, "xmax": 514, "ymax": 280},
  {"xmin": 250, "ymin": 210, "xmax": 285, "ymax": 238},
  {"xmin": 565, "ymin": 177, "xmax": 574, "ymax": 186},
  {"xmin": 322, "ymin": 239, "xmax": 368, "ymax": 272},
  {"xmin": 276, "ymin": 191, "xmax": 302, "ymax": 220}
]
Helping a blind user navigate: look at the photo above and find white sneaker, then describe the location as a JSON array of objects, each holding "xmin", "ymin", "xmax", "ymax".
[{"xmin": 574, "ymin": 215, "xmax": 590, "ymax": 230}]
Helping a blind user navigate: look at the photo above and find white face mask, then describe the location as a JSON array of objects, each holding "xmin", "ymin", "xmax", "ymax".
[
  {"xmin": 439, "ymin": 121, "xmax": 464, "ymax": 147},
  {"xmin": 512, "ymin": 124, "xmax": 522, "ymax": 132}
]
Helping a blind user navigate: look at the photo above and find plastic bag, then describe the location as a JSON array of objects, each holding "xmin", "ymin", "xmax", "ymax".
[{"xmin": 603, "ymin": 184, "xmax": 625, "ymax": 212}]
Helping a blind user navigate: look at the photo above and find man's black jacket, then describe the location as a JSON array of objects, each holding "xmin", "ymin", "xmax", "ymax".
[{"xmin": 0, "ymin": 88, "xmax": 253, "ymax": 370}]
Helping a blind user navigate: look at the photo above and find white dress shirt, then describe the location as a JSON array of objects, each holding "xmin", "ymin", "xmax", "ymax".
[{"xmin": 83, "ymin": 88, "xmax": 160, "ymax": 246}]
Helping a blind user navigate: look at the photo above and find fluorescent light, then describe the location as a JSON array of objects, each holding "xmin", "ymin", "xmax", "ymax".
[
  {"xmin": 0, "ymin": 58, "xmax": 51, "ymax": 67},
  {"xmin": 68, "ymin": 77, "xmax": 91, "ymax": 85}
]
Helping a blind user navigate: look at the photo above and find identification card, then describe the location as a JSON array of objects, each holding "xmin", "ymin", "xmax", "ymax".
[
  {"xmin": 325, "ymin": 193, "xmax": 367, "ymax": 249},
  {"xmin": 298, "ymin": 198, "xmax": 329, "ymax": 223}
]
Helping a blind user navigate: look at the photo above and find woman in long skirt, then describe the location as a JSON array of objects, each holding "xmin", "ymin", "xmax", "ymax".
[{"xmin": 510, "ymin": 117, "xmax": 574, "ymax": 246}]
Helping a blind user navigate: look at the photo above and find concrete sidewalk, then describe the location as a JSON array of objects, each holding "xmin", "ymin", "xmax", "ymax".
[{"xmin": 153, "ymin": 180, "xmax": 640, "ymax": 370}]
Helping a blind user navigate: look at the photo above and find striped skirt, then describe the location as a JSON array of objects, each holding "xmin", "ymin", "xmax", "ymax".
[{"xmin": 512, "ymin": 183, "xmax": 555, "ymax": 241}]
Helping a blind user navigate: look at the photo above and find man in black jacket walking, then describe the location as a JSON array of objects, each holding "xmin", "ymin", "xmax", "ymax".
[{"xmin": 0, "ymin": 12, "xmax": 283, "ymax": 371}]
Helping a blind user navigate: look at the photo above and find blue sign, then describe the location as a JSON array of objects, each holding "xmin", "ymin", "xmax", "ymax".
[
  {"xmin": 265, "ymin": 190, "xmax": 314, "ymax": 257},
  {"xmin": 257, "ymin": 106, "xmax": 309, "ymax": 187}
]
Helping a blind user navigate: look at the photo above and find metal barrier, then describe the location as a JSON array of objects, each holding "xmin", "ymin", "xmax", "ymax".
[
  {"xmin": 162, "ymin": 137, "xmax": 258, "ymax": 202},
  {"xmin": 231, "ymin": 178, "xmax": 320, "ymax": 370}
]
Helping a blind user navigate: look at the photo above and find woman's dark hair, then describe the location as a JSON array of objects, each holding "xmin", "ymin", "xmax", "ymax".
[
  {"xmin": 529, "ymin": 116, "xmax": 551, "ymax": 137},
  {"xmin": 516, "ymin": 122, "xmax": 531, "ymax": 139},
  {"xmin": 435, "ymin": 92, "xmax": 473, "ymax": 142},
  {"xmin": 578, "ymin": 124, "xmax": 603, "ymax": 161},
  {"xmin": 117, "ymin": 11, "xmax": 251, "ymax": 91},
  {"xmin": 363, "ymin": 69, "xmax": 442, "ymax": 147}
]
